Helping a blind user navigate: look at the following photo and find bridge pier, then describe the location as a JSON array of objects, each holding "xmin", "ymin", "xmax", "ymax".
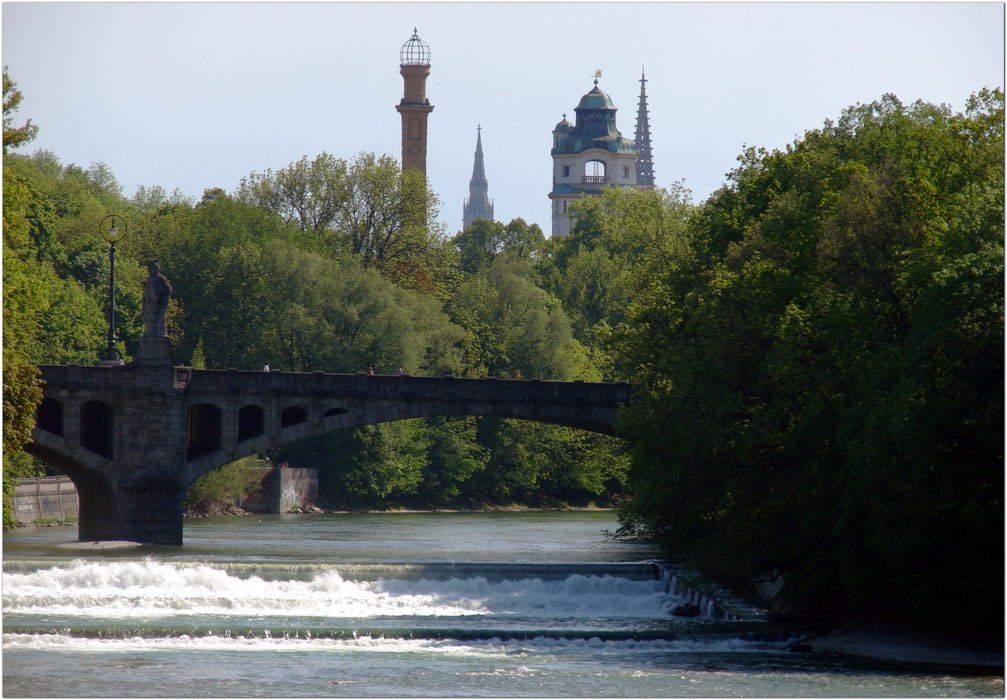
[
  {"xmin": 118, "ymin": 471, "xmax": 186, "ymax": 545},
  {"xmin": 74, "ymin": 470, "xmax": 123, "ymax": 542}
]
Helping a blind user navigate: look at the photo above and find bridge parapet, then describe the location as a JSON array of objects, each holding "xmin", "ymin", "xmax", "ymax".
[{"xmin": 185, "ymin": 369, "xmax": 630, "ymax": 406}]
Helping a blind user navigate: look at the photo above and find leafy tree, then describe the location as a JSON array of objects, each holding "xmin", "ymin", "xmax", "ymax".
[
  {"xmin": 263, "ymin": 243, "xmax": 465, "ymax": 375},
  {"xmin": 3, "ymin": 166, "xmax": 46, "ymax": 524},
  {"xmin": 615, "ymin": 90, "xmax": 1004, "ymax": 636},
  {"xmin": 542, "ymin": 185, "xmax": 692, "ymax": 341},
  {"xmin": 453, "ymin": 218, "xmax": 506, "ymax": 273},
  {"xmin": 459, "ymin": 255, "xmax": 581, "ymax": 380},
  {"xmin": 236, "ymin": 152, "xmax": 348, "ymax": 235},
  {"xmin": 470, "ymin": 419, "xmax": 627, "ymax": 505},
  {"xmin": 236, "ymin": 152, "xmax": 449, "ymax": 291},
  {"xmin": 155, "ymin": 194, "xmax": 291, "ymax": 367},
  {"xmin": 186, "ymin": 456, "xmax": 267, "ymax": 514},
  {"xmin": 131, "ymin": 184, "xmax": 192, "ymax": 214},
  {"xmin": 501, "ymin": 218, "xmax": 546, "ymax": 260},
  {"xmin": 345, "ymin": 420, "xmax": 429, "ymax": 505},
  {"xmin": 3, "ymin": 67, "xmax": 38, "ymax": 152},
  {"xmin": 453, "ymin": 217, "xmax": 546, "ymax": 274},
  {"xmin": 415, "ymin": 417, "xmax": 489, "ymax": 505}
]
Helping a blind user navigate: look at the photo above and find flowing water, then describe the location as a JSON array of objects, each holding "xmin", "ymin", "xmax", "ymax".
[{"xmin": 3, "ymin": 511, "xmax": 1002, "ymax": 696}]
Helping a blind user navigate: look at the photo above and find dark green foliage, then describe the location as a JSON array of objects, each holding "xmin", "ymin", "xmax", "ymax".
[
  {"xmin": 417, "ymin": 417, "xmax": 489, "ymax": 505},
  {"xmin": 615, "ymin": 90, "xmax": 1004, "ymax": 637},
  {"xmin": 453, "ymin": 217, "xmax": 546, "ymax": 273},
  {"xmin": 186, "ymin": 457, "xmax": 267, "ymax": 514}
]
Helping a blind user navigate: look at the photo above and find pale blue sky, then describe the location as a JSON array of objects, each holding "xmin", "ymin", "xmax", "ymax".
[{"xmin": 3, "ymin": 2, "xmax": 1003, "ymax": 234}]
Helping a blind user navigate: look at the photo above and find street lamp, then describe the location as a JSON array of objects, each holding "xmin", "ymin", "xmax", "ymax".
[{"xmin": 99, "ymin": 214, "xmax": 127, "ymax": 366}]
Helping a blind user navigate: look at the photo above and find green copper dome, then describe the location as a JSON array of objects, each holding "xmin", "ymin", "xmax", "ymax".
[
  {"xmin": 576, "ymin": 85, "xmax": 616, "ymax": 112},
  {"xmin": 552, "ymin": 82, "xmax": 637, "ymax": 156}
]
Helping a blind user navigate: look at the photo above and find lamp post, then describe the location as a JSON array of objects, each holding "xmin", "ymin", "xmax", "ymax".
[{"xmin": 99, "ymin": 215, "xmax": 126, "ymax": 366}]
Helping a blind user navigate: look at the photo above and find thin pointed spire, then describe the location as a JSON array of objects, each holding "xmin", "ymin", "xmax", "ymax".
[
  {"xmin": 634, "ymin": 66, "xmax": 655, "ymax": 188},
  {"xmin": 471, "ymin": 124, "xmax": 486, "ymax": 182},
  {"xmin": 463, "ymin": 125, "xmax": 494, "ymax": 230}
]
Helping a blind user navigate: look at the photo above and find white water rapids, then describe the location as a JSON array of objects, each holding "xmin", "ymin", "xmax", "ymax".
[
  {"xmin": 3, "ymin": 559, "xmax": 676, "ymax": 620},
  {"xmin": 3, "ymin": 512, "xmax": 1001, "ymax": 697}
]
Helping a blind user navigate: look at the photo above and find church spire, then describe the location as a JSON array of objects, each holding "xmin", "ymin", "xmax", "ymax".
[
  {"xmin": 463, "ymin": 125, "xmax": 494, "ymax": 230},
  {"xmin": 470, "ymin": 124, "xmax": 487, "ymax": 185},
  {"xmin": 634, "ymin": 66, "xmax": 655, "ymax": 188}
]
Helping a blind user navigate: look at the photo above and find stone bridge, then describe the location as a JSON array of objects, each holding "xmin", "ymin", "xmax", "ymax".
[{"xmin": 27, "ymin": 363, "xmax": 631, "ymax": 545}]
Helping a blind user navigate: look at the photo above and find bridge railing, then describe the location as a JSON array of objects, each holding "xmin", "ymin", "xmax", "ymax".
[{"xmin": 184, "ymin": 369, "xmax": 631, "ymax": 406}]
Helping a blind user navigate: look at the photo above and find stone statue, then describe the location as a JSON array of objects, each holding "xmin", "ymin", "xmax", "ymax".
[{"xmin": 142, "ymin": 259, "xmax": 172, "ymax": 338}]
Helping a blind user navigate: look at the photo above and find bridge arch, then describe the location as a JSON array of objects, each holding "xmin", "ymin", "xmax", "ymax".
[
  {"xmin": 180, "ymin": 398, "xmax": 623, "ymax": 490},
  {"xmin": 25, "ymin": 432, "xmax": 122, "ymax": 540},
  {"xmin": 281, "ymin": 405, "xmax": 307, "ymax": 428},
  {"xmin": 238, "ymin": 404, "xmax": 264, "ymax": 442},
  {"xmin": 80, "ymin": 400, "xmax": 114, "ymax": 459},
  {"xmin": 36, "ymin": 398, "xmax": 63, "ymax": 436},
  {"xmin": 187, "ymin": 403, "xmax": 222, "ymax": 460}
]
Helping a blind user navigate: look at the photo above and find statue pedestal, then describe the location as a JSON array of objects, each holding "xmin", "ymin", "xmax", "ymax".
[{"xmin": 137, "ymin": 336, "xmax": 174, "ymax": 367}]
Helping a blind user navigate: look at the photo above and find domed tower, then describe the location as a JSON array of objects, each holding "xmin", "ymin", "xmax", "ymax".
[
  {"xmin": 395, "ymin": 28, "xmax": 434, "ymax": 175},
  {"xmin": 548, "ymin": 76, "xmax": 639, "ymax": 236}
]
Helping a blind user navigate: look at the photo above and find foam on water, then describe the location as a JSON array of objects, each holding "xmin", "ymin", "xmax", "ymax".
[
  {"xmin": 3, "ymin": 559, "xmax": 675, "ymax": 620},
  {"xmin": 1, "ymin": 631, "xmax": 784, "ymax": 656}
]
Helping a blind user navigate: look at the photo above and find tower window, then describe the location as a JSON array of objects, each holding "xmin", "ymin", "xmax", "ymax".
[
  {"xmin": 622, "ymin": 166, "xmax": 630, "ymax": 178},
  {"xmin": 585, "ymin": 160, "xmax": 606, "ymax": 183},
  {"xmin": 562, "ymin": 165, "xmax": 570, "ymax": 178}
]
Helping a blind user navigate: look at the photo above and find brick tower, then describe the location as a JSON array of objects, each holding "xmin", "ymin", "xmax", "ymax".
[{"xmin": 395, "ymin": 28, "xmax": 434, "ymax": 174}]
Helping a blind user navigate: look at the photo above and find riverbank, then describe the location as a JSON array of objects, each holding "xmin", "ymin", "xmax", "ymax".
[
  {"xmin": 184, "ymin": 502, "xmax": 614, "ymax": 518},
  {"xmin": 795, "ymin": 624, "xmax": 1004, "ymax": 670}
]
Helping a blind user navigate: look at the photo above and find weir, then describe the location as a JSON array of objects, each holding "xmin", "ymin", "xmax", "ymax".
[{"xmin": 27, "ymin": 363, "xmax": 630, "ymax": 545}]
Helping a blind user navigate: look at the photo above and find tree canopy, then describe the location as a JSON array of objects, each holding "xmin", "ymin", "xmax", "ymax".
[{"xmin": 613, "ymin": 90, "xmax": 1004, "ymax": 637}]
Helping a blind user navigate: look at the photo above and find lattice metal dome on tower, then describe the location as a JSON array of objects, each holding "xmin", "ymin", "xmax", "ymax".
[{"xmin": 400, "ymin": 28, "xmax": 431, "ymax": 65}]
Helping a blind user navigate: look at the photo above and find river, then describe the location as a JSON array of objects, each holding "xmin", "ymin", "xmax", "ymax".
[{"xmin": 3, "ymin": 511, "xmax": 1002, "ymax": 696}]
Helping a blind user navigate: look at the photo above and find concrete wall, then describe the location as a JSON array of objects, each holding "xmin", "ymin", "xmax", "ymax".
[
  {"xmin": 274, "ymin": 467, "xmax": 318, "ymax": 513},
  {"xmin": 239, "ymin": 466, "xmax": 318, "ymax": 514},
  {"xmin": 12, "ymin": 477, "xmax": 79, "ymax": 524}
]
